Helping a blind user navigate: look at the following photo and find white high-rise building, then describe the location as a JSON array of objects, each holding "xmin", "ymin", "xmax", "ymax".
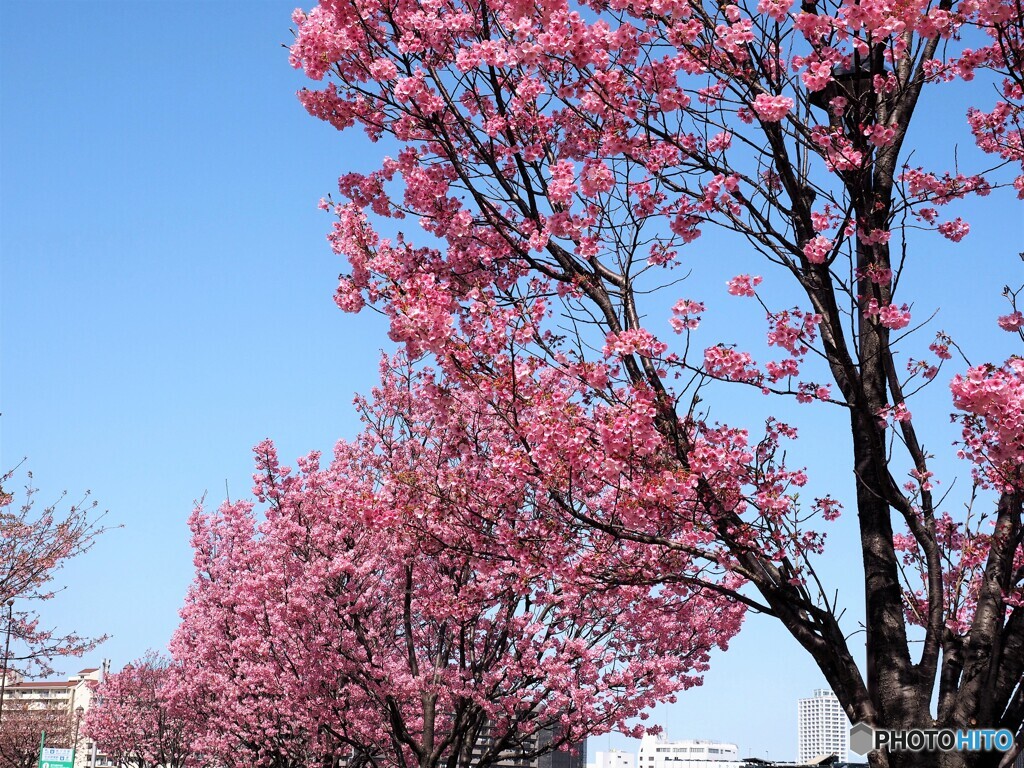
[
  {"xmin": 637, "ymin": 734, "xmax": 740, "ymax": 768},
  {"xmin": 586, "ymin": 749, "xmax": 635, "ymax": 768},
  {"xmin": 797, "ymin": 688, "xmax": 850, "ymax": 763}
]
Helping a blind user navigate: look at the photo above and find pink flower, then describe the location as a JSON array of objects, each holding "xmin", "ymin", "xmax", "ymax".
[
  {"xmin": 858, "ymin": 227, "xmax": 891, "ymax": 245},
  {"xmin": 670, "ymin": 299, "xmax": 706, "ymax": 333},
  {"xmin": 547, "ymin": 161, "xmax": 577, "ymax": 206},
  {"xmin": 878, "ymin": 304, "xmax": 912, "ymax": 330},
  {"xmin": 335, "ymin": 278, "xmax": 366, "ymax": 312},
  {"xmin": 910, "ymin": 469, "xmax": 935, "ymax": 492},
  {"xmin": 951, "ymin": 358, "xmax": 1024, "ymax": 491},
  {"xmin": 580, "ymin": 159, "xmax": 615, "ymax": 196},
  {"xmin": 997, "ymin": 311, "xmax": 1024, "ymax": 331},
  {"xmin": 757, "ymin": 0, "xmax": 792, "ymax": 22},
  {"xmin": 865, "ymin": 299, "xmax": 912, "ymax": 330},
  {"xmin": 704, "ymin": 345, "xmax": 761, "ymax": 382},
  {"xmin": 707, "ymin": 131, "xmax": 733, "ymax": 153},
  {"xmin": 727, "ymin": 274, "xmax": 763, "ymax": 297},
  {"xmin": 802, "ymin": 235, "xmax": 833, "ymax": 264},
  {"xmin": 811, "ymin": 210, "xmax": 835, "ymax": 232},
  {"xmin": 864, "ymin": 124, "xmax": 897, "ymax": 147},
  {"xmin": 766, "ymin": 359, "xmax": 799, "ymax": 381},
  {"xmin": 938, "ymin": 217, "xmax": 970, "ymax": 242},
  {"xmin": 829, "ymin": 96, "xmax": 848, "ymax": 116},
  {"xmin": 751, "ymin": 94, "xmax": 794, "ymax": 122},
  {"xmin": 603, "ymin": 328, "xmax": 669, "ymax": 358},
  {"xmin": 814, "ymin": 497, "xmax": 843, "ymax": 521},
  {"xmin": 877, "ymin": 402, "xmax": 912, "ymax": 424},
  {"xmin": 930, "ymin": 336, "xmax": 953, "ymax": 359}
]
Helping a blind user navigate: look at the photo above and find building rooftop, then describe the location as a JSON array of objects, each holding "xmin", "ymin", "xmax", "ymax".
[{"xmin": 8, "ymin": 681, "xmax": 71, "ymax": 689}]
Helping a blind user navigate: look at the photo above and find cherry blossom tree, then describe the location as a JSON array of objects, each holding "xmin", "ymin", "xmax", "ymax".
[
  {"xmin": 285, "ymin": 0, "xmax": 1024, "ymax": 763},
  {"xmin": 81, "ymin": 652, "xmax": 196, "ymax": 768},
  {"xmin": 170, "ymin": 385, "xmax": 741, "ymax": 768},
  {"xmin": 0, "ymin": 702, "xmax": 73, "ymax": 768},
  {"xmin": 167, "ymin": 497, "xmax": 326, "ymax": 768},
  {"xmin": 0, "ymin": 467, "xmax": 106, "ymax": 679}
]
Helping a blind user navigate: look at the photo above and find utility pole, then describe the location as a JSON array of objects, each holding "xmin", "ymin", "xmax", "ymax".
[{"xmin": 0, "ymin": 598, "xmax": 15, "ymax": 725}]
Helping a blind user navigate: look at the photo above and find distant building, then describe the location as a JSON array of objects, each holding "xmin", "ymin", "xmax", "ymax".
[
  {"xmin": 797, "ymin": 689, "xmax": 849, "ymax": 763},
  {"xmin": 468, "ymin": 723, "xmax": 585, "ymax": 768},
  {"xmin": 2, "ymin": 667, "xmax": 99, "ymax": 712},
  {"xmin": 536, "ymin": 733, "xmax": 586, "ymax": 768},
  {"xmin": 638, "ymin": 734, "xmax": 741, "ymax": 768},
  {"xmin": 587, "ymin": 749, "xmax": 635, "ymax": 768},
  {"xmin": 0, "ymin": 665, "xmax": 113, "ymax": 768}
]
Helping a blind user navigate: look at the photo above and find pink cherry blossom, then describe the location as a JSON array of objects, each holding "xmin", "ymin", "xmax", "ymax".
[
  {"xmin": 287, "ymin": 0, "xmax": 1024, "ymax": 749},
  {"xmin": 726, "ymin": 274, "xmax": 763, "ymax": 296},
  {"xmin": 802, "ymin": 235, "xmax": 833, "ymax": 264},
  {"xmin": 0, "ymin": 467, "xmax": 106, "ymax": 677},
  {"xmin": 864, "ymin": 298, "xmax": 913, "ymax": 329},
  {"xmin": 83, "ymin": 653, "xmax": 197, "ymax": 768},
  {"xmin": 951, "ymin": 358, "xmax": 1024, "ymax": 491},
  {"xmin": 670, "ymin": 299, "xmax": 706, "ymax": 332},
  {"xmin": 171, "ymin": 377, "xmax": 744, "ymax": 767},
  {"xmin": 997, "ymin": 311, "xmax": 1024, "ymax": 331},
  {"xmin": 938, "ymin": 217, "xmax": 971, "ymax": 241},
  {"xmin": 751, "ymin": 94, "xmax": 794, "ymax": 122}
]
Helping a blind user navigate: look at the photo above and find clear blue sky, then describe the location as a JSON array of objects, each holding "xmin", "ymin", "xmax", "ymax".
[{"xmin": 1, "ymin": 1, "xmax": 1020, "ymax": 763}]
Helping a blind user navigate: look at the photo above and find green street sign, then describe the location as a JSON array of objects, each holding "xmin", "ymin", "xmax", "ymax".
[{"xmin": 39, "ymin": 746, "xmax": 74, "ymax": 768}]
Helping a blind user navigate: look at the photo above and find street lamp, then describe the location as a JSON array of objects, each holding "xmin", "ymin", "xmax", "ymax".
[
  {"xmin": 0, "ymin": 598, "xmax": 15, "ymax": 725},
  {"xmin": 72, "ymin": 705, "xmax": 85, "ymax": 768},
  {"xmin": 807, "ymin": 63, "xmax": 876, "ymax": 113},
  {"xmin": 73, "ymin": 708, "xmax": 84, "ymax": 753}
]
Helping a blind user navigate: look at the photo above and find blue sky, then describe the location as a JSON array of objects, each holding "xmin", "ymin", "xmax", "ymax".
[{"xmin": 1, "ymin": 0, "xmax": 1021, "ymax": 762}]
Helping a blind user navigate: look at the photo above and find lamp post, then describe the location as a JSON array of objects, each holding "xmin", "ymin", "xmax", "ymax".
[
  {"xmin": 0, "ymin": 598, "xmax": 15, "ymax": 725},
  {"xmin": 72, "ymin": 705, "xmax": 85, "ymax": 768},
  {"xmin": 806, "ymin": 63, "xmax": 877, "ymax": 112}
]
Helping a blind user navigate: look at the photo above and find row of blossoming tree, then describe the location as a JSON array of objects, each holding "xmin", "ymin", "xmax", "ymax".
[
  {"xmin": 81, "ymin": 653, "xmax": 195, "ymax": 768},
  {"xmin": 163, "ymin": 390, "xmax": 740, "ymax": 768},
  {"xmin": 275, "ymin": 0, "xmax": 1024, "ymax": 763},
  {"xmin": 122, "ymin": 0, "xmax": 1024, "ymax": 765}
]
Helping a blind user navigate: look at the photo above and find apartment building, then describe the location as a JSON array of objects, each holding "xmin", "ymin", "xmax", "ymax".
[
  {"xmin": 587, "ymin": 749, "xmax": 635, "ymax": 768},
  {"xmin": 637, "ymin": 734, "xmax": 741, "ymax": 768},
  {"xmin": 467, "ymin": 722, "xmax": 586, "ymax": 768},
  {"xmin": 796, "ymin": 689, "xmax": 849, "ymax": 763},
  {"xmin": 0, "ymin": 666, "xmax": 112, "ymax": 768}
]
